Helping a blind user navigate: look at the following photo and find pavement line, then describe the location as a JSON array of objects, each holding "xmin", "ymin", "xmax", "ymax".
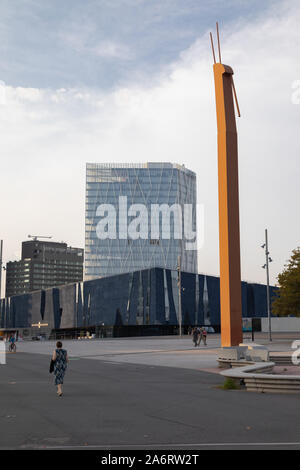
[
  {"xmin": 15, "ymin": 442, "xmax": 300, "ymax": 450},
  {"xmin": 17, "ymin": 348, "xmax": 220, "ymax": 358},
  {"xmin": 0, "ymin": 381, "xmax": 90, "ymax": 385}
]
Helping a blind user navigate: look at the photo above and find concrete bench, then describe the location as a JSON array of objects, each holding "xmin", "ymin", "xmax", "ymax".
[
  {"xmin": 220, "ymin": 362, "xmax": 300, "ymax": 394},
  {"xmin": 218, "ymin": 344, "xmax": 269, "ymax": 367},
  {"xmin": 218, "ymin": 346, "xmax": 247, "ymax": 361}
]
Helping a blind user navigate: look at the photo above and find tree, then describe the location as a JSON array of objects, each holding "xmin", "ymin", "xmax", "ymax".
[{"xmin": 272, "ymin": 247, "xmax": 300, "ymax": 317}]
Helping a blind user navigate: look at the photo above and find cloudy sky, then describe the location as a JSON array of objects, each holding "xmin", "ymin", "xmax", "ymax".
[{"xmin": 0, "ymin": 0, "xmax": 299, "ymax": 293}]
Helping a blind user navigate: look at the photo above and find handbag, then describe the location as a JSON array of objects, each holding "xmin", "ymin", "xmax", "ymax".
[{"xmin": 49, "ymin": 359, "xmax": 55, "ymax": 373}]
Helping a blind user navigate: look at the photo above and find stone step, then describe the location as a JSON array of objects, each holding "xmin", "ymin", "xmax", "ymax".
[{"xmin": 269, "ymin": 355, "xmax": 293, "ymax": 365}]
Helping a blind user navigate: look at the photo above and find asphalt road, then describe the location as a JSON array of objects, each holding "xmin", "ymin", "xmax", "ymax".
[{"xmin": 1, "ymin": 351, "xmax": 300, "ymax": 450}]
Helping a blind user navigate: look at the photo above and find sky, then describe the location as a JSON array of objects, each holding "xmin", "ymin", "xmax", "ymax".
[{"xmin": 0, "ymin": 0, "xmax": 299, "ymax": 295}]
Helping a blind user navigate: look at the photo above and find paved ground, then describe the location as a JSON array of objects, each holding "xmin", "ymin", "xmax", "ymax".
[
  {"xmin": 1, "ymin": 335, "xmax": 300, "ymax": 450},
  {"xmin": 14, "ymin": 336, "xmax": 221, "ymax": 371}
]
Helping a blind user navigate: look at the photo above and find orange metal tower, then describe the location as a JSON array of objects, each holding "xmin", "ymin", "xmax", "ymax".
[{"xmin": 210, "ymin": 24, "xmax": 243, "ymax": 347}]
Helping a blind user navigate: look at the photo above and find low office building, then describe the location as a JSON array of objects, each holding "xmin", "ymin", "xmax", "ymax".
[
  {"xmin": 0, "ymin": 267, "xmax": 277, "ymax": 338},
  {"xmin": 5, "ymin": 240, "xmax": 84, "ymax": 297}
]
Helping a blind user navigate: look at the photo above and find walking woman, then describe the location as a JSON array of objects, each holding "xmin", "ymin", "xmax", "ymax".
[{"xmin": 52, "ymin": 341, "xmax": 69, "ymax": 397}]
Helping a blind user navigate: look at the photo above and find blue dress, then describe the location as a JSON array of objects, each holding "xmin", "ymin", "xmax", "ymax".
[{"xmin": 54, "ymin": 349, "xmax": 67, "ymax": 385}]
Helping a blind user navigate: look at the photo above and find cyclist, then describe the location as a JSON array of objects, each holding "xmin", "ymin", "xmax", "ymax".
[{"xmin": 8, "ymin": 335, "xmax": 16, "ymax": 353}]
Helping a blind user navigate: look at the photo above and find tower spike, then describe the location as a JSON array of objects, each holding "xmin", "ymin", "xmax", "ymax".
[
  {"xmin": 216, "ymin": 22, "xmax": 222, "ymax": 63},
  {"xmin": 210, "ymin": 32, "xmax": 216, "ymax": 64},
  {"xmin": 231, "ymin": 77, "xmax": 241, "ymax": 118}
]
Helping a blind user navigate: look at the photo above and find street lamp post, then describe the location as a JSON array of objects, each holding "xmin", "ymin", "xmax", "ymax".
[
  {"xmin": 262, "ymin": 229, "xmax": 273, "ymax": 342},
  {"xmin": 0, "ymin": 240, "xmax": 3, "ymax": 300},
  {"xmin": 177, "ymin": 255, "xmax": 182, "ymax": 337}
]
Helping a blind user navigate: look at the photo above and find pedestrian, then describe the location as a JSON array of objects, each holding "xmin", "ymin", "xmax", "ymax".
[
  {"xmin": 8, "ymin": 334, "xmax": 16, "ymax": 352},
  {"xmin": 192, "ymin": 327, "xmax": 198, "ymax": 347},
  {"xmin": 52, "ymin": 341, "xmax": 69, "ymax": 397},
  {"xmin": 197, "ymin": 327, "xmax": 202, "ymax": 346},
  {"xmin": 202, "ymin": 327, "xmax": 207, "ymax": 346},
  {"xmin": 198, "ymin": 327, "xmax": 207, "ymax": 346},
  {"xmin": 9, "ymin": 334, "xmax": 15, "ymax": 345}
]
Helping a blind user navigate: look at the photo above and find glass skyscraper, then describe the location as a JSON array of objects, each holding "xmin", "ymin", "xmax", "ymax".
[{"xmin": 85, "ymin": 162, "xmax": 197, "ymax": 280}]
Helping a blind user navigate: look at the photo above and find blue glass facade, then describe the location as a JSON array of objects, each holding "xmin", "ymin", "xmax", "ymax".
[
  {"xmin": 85, "ymin": 163, "xmax": 197, "ymax": 279},
  {"xmin": 0, "ymin": 268, "xmax": 277, "ymax": 332}
]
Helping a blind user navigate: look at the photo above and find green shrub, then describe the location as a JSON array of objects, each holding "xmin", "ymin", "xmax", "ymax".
[{"xmin": 222, "ymin": 378, "xmax": 240, "ymax": 390}]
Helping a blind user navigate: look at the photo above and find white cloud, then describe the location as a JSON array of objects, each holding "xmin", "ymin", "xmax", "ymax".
[
  {"xmin": 1, "ymin": 0, "xmax": 300, "ymax": 290},
  {"xmin": 60, "ymin": 24, "xmax": 133, "ymax": 60},
  {"xmin": 13, "ymin": 87, "xmax": 44, "ymax": 102},
  {"xmin": 91, "ymin": 41, "xmax": 133, "ymax": 60}
]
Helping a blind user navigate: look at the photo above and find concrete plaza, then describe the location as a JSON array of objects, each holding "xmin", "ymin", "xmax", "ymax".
[{"xmin": 1, "ymin": 334, "xmax": 300, "ymax": 450}]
